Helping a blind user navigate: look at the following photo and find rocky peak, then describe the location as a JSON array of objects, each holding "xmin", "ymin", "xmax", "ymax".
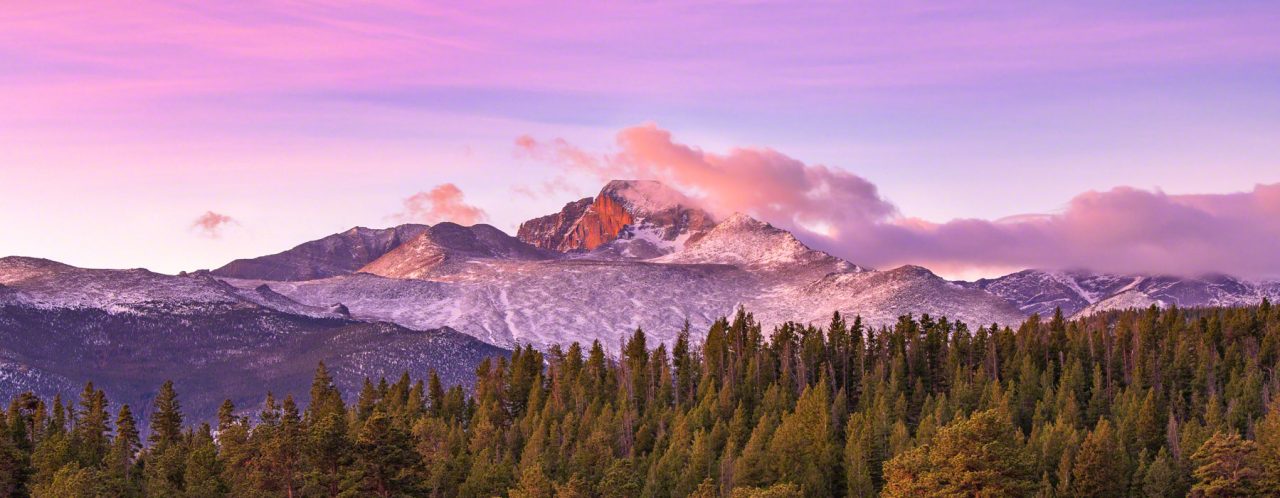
[{"xmin": 517, "ymin": 180, "xmax": 715, "ymax": 253}]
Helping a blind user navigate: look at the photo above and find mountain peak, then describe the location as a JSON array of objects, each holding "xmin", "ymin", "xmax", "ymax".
[
  {"xmin": 517, "ymin": 180, "xmax": 714, "ymax": 253},
  {"xmin": 717, "ymin": 212, "xmax": 768, "ymax": 229},
  {"xmin": 598, "ymin": 179, "xmax": 698, "ymax": 215},
  {"xmin": 656, "ymin": 212, "xmax": 857, "ymax": 271}
]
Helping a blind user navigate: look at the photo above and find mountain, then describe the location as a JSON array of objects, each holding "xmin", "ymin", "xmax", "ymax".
[
  {"xmin": 966, "ymin": 269, "xmax": 1280, "ymax": 318},
  {"xmin": 218, "ymin": 191, "xmax": 1025, "ymax": 349},
  {"xmin": 517, "ymin": 180, "xmax": 715, "ymax": 256},
  {"xmin": 0, "ymin": 256, "xmax": 507, "ymax": 423},
  {"xmin": 209, "ymin": 224, "xmax": 429, "ymax": 281},
  {"xmin": 360, "ymin": 222, "xmax": 554, "ymax": 279}
]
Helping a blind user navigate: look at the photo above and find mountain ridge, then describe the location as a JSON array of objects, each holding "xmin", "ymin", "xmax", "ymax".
[{"xmin": 209, "ymin": 223, "xmax": 429, "ymax": 281}]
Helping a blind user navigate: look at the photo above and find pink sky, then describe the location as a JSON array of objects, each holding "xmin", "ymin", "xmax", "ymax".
[{"xmin": 2, "ymin": 1, "xmax": 1279, "ymax": 278}]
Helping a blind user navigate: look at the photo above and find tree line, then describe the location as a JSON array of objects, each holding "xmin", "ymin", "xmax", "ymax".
[{"xmin": 2, "ymin": 301, "xmax": 1280, "ymax": 497}]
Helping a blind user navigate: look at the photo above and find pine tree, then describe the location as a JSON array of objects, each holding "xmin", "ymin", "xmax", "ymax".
[
  {"xmin": 149, "ymin": 380, "xmax": 183, "ymax": 450},
  {"xmin": 104, "ymin": 404, "xmax": 141, "ymax": 497},
  {"xmin": 843, "ymin": 413, "xmax": 875, "ymax": 497},
  {"xmin": 508, "ymin": 462, "xmax": 554, "ymax": 498},
  {"xmin": 1254, "ymin": 398, "xmax": 1280, "ymax": 493},
  {"xmin": 1143, "ymin": 447, "xmax": 1181, "ymax": 498},
  {"xmin": 0, "ymin": 422, "xmax": 22, "ymax": 497},
  {"xmin": 881, "ymin": 408, "xmax": 1036, "ymax": 497},
  {"xmin": 1070, "ymin": 419, "xmax": 1127, "ymax": 497},
  {"xmin": 183, "ymin": 423, "xmax": 226, "ymax": 498},
  {"xmin": 0, "ymin": 303, "xmax": 1277, "ymax": 497},
  {"xmin": 303, "ymin": 363, "xmax": 349, "ymax": 497},
  {"xmin": 29, "ymin": 462, "xmax": 101, "ymax": 497},
  {"xmin": 72, "ymin": 382, "xmax": 109, "ymax": 466},
  {"xmin": 767, "ymin": 380, "xmax": 836, "ymax": 495},
  {"xmin": 1191, "ymin": 432, "xmax": 1262, "ymax": 497},
  {"xmin": 347, "ymin": 409, "xmax": 419, "ymax": 497},
  {"xmin": 733, "ymin": 413, "xmax": 778, "ymax": 488}
]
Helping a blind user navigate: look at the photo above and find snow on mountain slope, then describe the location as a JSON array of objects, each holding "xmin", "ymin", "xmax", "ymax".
[
  {"xmin": 1072, "ymin": 289, "xmax": 1165, "ymax": 318},
  {"xmin": 229, "ymin": 260, "xmax": 756, "ymax": 349},
  {"xmin": 803, "ymin": 265, "xmax": 1026, "ymax": 327},
  {"xmin": 654, "ymin": 213, "xmax": 858, "ymax": 272},
  {"xmin": 233, "ymin": 256, "xmax": 1019, "ymax": 350}
]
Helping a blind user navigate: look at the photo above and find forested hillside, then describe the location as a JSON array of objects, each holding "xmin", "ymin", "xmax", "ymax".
[{"xmin": 3, "ymin": 302, "xmax": 1280, "ymax": 497}]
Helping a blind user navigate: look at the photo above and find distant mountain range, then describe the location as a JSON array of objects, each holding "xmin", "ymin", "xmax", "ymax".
[
  {"xmin": 961, "ymin": 269, "xmax": 1280, "ymax": 318},
  {"xmin": 2, "ymin": 179, "xmax": 1277, "ymax": 420},
  {"xmin": 0, "ymin": 256, "xmax": 505, "ymax": 422}
]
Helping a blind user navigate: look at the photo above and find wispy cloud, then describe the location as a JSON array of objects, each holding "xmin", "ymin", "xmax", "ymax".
[{"xmin": 4, "ymin": 1, "xmax": 1277, "ymax": 120}]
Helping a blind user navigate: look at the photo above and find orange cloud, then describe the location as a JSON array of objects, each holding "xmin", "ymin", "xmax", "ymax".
[
  {"xmin": 191, "ymin": 211, "xmax": 236, "ymax": 238},
  {"xmin": 395, "ymin": 183, "xmax": 488, "ymax": 225}
]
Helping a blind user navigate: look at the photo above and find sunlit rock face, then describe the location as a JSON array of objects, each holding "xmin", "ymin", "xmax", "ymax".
[
  {"xmin": 560, "ymin": 190, "xmax": 636, "ymax": 251},
  {"xmin": 517, "ymin": 180, "xmax": 714, "ymax": 253}
]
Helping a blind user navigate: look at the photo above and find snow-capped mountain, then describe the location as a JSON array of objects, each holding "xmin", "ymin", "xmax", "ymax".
[
  {"xmin": 210, "ymin": 183, "xmax": 1028, "ymax": 349},
  {"xmin": 210, "ymin": 223, "xmax": 429, "ymax": 281},
  {"xmin": 517, "ymin": 180, "xmax": 715, "ymax": 257},
  {"xmin": 0, "ymin": 256, "xmax": 507, "ymax": 423},
  {"xmin": 965, "ymin": 269, "xmax": 1280, "ymax": 318}
]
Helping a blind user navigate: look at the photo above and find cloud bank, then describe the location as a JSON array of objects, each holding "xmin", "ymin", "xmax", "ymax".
[
  {"xmin": 191, "ymin": 211, "xmax": 236, "ymax": 238},
  {"xmin": 518, "ymin": 125, "xmax": 1280, "ymax": 278},
  {"xmin": 395, "ymin": 184, "xmax": 488, "ymax": 225}
]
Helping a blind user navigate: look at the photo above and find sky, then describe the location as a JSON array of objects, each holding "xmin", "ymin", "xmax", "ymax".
[{"xmin": 2, "ymin": 1, "xmax": 1278, "ymax": 279}]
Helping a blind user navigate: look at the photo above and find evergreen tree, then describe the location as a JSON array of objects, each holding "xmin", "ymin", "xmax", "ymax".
[
  {"xmin": 1070, "ymin": 419, "xmax": 1127, "ymax": 497},
  {"xmin": 881, "ymin": 408, "xmax": 1036, "ymax": 497},
  {"xmin": 183, "ymin": 423, "xmax": 226, "ymax": 498},
  {"xmin": 0, "ymin": 304, "xmax": 1277, "ymax": 497},
  {"xmin": 104, "ymin": 404, "xmax": 141, "ymax": 497},
  {"xmin": 347, "ymin": 409, "xmax": 418, "ymax": 497},
  {"xmin": 1143, "ymin": 447, "xmax": 1181, "ymax": 498},
  {"xmin": 149, "ymin": 380, "xmax": 183, "ymax": 450},
  {"xmin": 767, "ymin": 380, "xmax": 836, "ymax": 495},
  {"xmin": 1191, "ymin": 432, "xmax": 1262, "ymax": 497}
]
